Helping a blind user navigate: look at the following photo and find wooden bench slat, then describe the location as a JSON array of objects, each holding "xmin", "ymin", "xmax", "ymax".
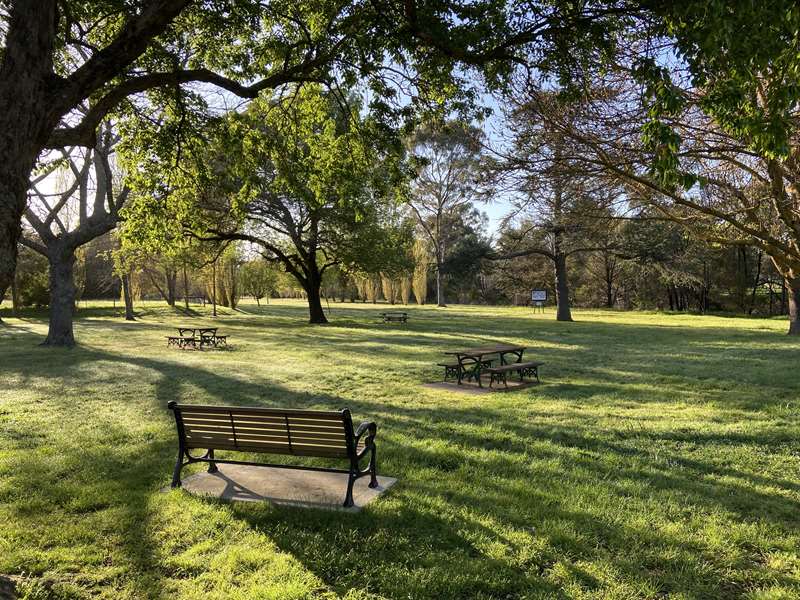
[
  {"xmin": 186, "ymin": 427, "xmax": 346, "ymax": 445},
  {"xmin": 182, "ymin": 419, "xmax": 233, "ymax": 429},
  {"xmin": 184, "ymin": 427, "xmax": 346, "ymax": 443},
  {"xmin": 188, "ymin": 440, "xmax": 350, "ymax": 458},
  {"xmin": 484, "ymin": 361, "xmax": 543, "ymax": 373},
  {"xmin": 182, "ymin": 413, "xmax": 346, "ymax": 427},
  {"xmin": 185, "ymin": 437, "xmax": 348, "ymax": 453},
  {"xmin": 184, "ymin": 429, "xmax": 234, "ymax": 438},
  {"xmin": 182, "ymin": 418, "xmax": 349, "ymax": 435},
  {"xmin": 246, "ymin": 429, "xmax": 345, "ymax": 441},
  {"xmin": 178, "ymin": 405, "xmax": 345, "ymax": 418}
]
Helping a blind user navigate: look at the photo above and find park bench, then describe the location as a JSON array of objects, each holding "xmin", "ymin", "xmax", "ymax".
[
  {"xmin": 483, "ymin": 361, "xmax": 543, "ymax": 388},
  {"xmin": 437, "ymin": 358, "xmax": 494, "ymax": 381},
  {"xmin": 380, "ymin": 311, "xmax": 408, "ymax": 323},
  {"xmin": 166, "ymin": 335, "xmax": 197, "ymax": 349},
  {"xmin": 168, "ymin": 402, "xmax": 379, "ymax": 507}
]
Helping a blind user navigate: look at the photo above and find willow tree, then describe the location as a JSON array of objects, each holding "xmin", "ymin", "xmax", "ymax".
[{"xmin": 412, "ymin": 237, "xmax": 430, "ymax": 304}]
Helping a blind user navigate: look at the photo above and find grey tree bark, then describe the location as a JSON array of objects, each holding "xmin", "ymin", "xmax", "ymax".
[
  {"xmin": 435, "ymin": 258, "xmax": 446, "ymax": 307},
  {"xmin": 23, "ymin": 129, "xmax": 128, "ymax": 345},
  {"xmin": 121, "ymin": 274, "xmax": 135, "ymax": 321},
  {"xmin": 553, "ymin": 251, "xmax": 573, "ymax": 322},
  {"xmin": 44, "ymin": 246, "xmax": 77, "ymax": 346},
  {"xmin": 788, "ymin": 278, "xmax": 800, "ymax": 336}
]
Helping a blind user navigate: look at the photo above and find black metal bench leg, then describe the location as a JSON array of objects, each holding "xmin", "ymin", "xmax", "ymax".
[
  {"xmin": 344, "ymin": 470, "xmax": 357, "ymax": 507},
  {"xmin": 368, "ymin": 446, "xmax": 378, "ymax": 488},
  {"xmin": 171, "ymin": 451, "xmax": 184, "ymax": 488},
  {"xmin": 207, "ymin": 449, "xmax": 218, "ymax": 473}
]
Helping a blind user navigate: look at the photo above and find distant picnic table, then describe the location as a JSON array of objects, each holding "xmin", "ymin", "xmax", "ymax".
[
  {"xmin": 440, "ymin": 343, "xmax": 542, "ymax": 388},
  {"xmin": 166, "ymin": 327, "xmax": 227, "ymax": 349},
  {"xmin": 380, "ymin": 311, "xmax": 408, "ymax": 323}
]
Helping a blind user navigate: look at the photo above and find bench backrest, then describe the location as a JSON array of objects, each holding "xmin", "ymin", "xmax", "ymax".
[{"xmin": 168, "ymin": 403, "xmax": 354, "ymax": 458}]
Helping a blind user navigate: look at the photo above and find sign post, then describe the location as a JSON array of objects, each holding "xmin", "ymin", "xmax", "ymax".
[{"xmin": 531, "ymin": 289, "xmax": 547, "ymax": 313}]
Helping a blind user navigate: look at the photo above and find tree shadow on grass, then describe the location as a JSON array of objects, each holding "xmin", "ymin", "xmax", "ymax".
[
  {"xmin": 1, "ymin": 317, "xmax": 799, "ymax": 597},
  {"xmin": 224, "ymin": 404, "xmax": 800, "ymax": 599}
]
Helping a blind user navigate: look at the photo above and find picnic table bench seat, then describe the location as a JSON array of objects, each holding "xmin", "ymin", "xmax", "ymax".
[
  {"xmin": 380, "ymin": 312, "xmax": 408, "ymax": 323},
  {"xmin": 437, "ymin": 358, "xmax": 494, "ymax": 381},
  {"xmin": 483, "ymin": 361, "xmax": 543, "ymax": 388},
  {"xmin": 166, "ymin": 336, "xmax": 197, "ymax": 349},
  {"xmin": 210, "ymin": 334, "xmax": 227, "ymax": 347},
  {"xmin": 168, "ymin": 402, "xmax": 378, "ymax": 507}
]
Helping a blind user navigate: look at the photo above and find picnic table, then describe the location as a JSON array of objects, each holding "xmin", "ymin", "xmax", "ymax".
[
  {"xmin": 380, "ymin": 311, "xmax": 408, "ymax": 323},
  {"xmin": 166, "ymin": 327, "xmax": 227, "ymax": 349},
  {"xmin": 441, "ymin": 343, "xmax": 529, "ymax": 387}
]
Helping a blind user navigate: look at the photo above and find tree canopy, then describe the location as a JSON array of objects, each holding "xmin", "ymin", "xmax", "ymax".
[{"xmin": 122, "ymin": 84, "xmax": 411, "ymax": 322}]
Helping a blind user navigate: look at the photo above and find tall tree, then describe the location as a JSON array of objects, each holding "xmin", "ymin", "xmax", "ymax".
[
  {"xmin": 21, "ymin": 123, "xmax": 128, "ymax": 345},
  {"xmin": 406, "ymin": 122, "xmax": 486, "ymax": 306},
  {"xmin": 126, "ymin": 86, "xmax": 410, "ymax": 323},
  {"xmin": 530, "ymin": 61, "xmax": 800, "ymax": 333},
  {"xmin": 0, "ymin": 0, "xmax": 641, "ymax": 316},
  {"xmin": 487, "ymin": 102, "xmax": 617, "ymax": 321}
]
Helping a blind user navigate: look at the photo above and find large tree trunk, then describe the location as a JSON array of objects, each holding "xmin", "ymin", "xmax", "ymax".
[
  {"xmin": 0, "ymin": 0, "xmax": 60, "ymax": 296},
  {"xmin": 787, "ymin": 278, "xmax": 800, "ymax": 336},
  {"xmin": 11, "ymin": 271, "xmax": 20, "ymax": 316},
  {"xmin": 305, "ymin": 271, "xmax": 328, "ymax": 324},
  {"xmin": 748, "ymin": 251, "xmax": 762, "ymax": 315},
  {"xmin": 553, "ymin": 248, "xmax": 573, "ymax": 322},
  {"xmin": 44, "ymin": 247, "xmax": 76, "ymax": 346},
  {"xmin": 211, "ymin": 262, "xmax": 217, "ymax": 317},
  {"xmin": 121, "ymin": 274, "xmax": 135, "ymax": 321},
  {"xmin": 166, "ymin": 268, "xmax": 177, "ymax": 306},
  {"xmin": 182, "ymin": 263, "xmax": 189, "ymax": 311},
  {"xmin": 0, "ymin": 153, "xmax": 37, "ymax": 300}
]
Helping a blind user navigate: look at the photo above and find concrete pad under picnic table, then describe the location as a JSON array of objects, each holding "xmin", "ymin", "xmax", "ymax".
[
  {"xmin": 423, "ymin": 375, "xmax": 540, "ymax": 394},
  {"xmin": 172, "ymin": 463, "xmax": 397, "ymax": 512}
]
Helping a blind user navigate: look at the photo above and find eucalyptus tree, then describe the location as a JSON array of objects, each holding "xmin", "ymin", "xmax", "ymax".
[
  {"xmin": 526, "ymin": 50, "xmax": 800, "ymax": 333},
  {"xmin": 487, "ymin": 102, "xmax": 619, "ymax": 321},
  {"xmin": 516, "ymin": 1, "xmax": 800, "ymax": 333},
  {"xmin": 406, "ymin": 122, "xmax": 487, "ymax": 307},
  {"xmin": 22, "ymin": 124, "xmax": 128, "ymax": 345},
  {"xmin": 0, "ymin": 0, "xmax": 646, "ymax": 317}
]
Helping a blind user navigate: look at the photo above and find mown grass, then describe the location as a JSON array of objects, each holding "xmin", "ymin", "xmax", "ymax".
[{"xmin": 0, "ymin": 300, "xmax": 798, "ymax": 599}]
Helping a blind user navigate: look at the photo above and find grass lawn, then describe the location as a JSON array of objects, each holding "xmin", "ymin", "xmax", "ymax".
[{"xmin": 0, "ymin": 300, "xmax": 799, "ymax": 599}]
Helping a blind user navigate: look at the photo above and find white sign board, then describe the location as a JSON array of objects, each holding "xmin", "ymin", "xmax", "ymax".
[{"xmin": 531, "ymin": 289, "xmax": 547, "ymax": 302}]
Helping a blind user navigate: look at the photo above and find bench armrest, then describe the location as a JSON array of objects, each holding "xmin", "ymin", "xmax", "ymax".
[{"xmin": 354, "ymin": 421, "xmax": 377, "ymax": 442}]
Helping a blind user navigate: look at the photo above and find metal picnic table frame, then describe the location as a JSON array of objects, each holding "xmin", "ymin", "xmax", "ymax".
[
  {"xmin": 443, "ymin": 343, "xmax": 527, "ymax": 387},
  {"xmin": 380, "ymin": 311, "xmax": 408, "ymax": 323},
  {"xmin": 168, "ymin": 327, "xmax": 226, "ymax": 349}
]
